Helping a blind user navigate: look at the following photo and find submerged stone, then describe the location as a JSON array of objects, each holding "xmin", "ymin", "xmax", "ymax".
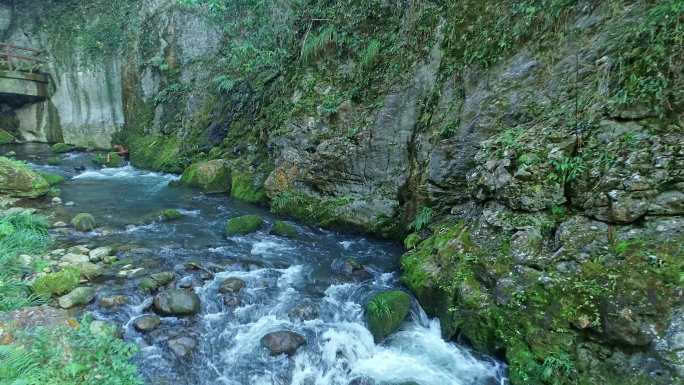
[
  {"xmin": 218, "ymin": 277, "xmax": 245, "ymax": 294},
  {"xmin": 159, "ymin": 208, "xmax": 183, "ymax": 221},
  {"xmin": 133, "ymin": 315, "xmax": 161, "ymax": 332},
  {"xmin": 261, "ymin": 331, "xmax": 306, "ymax": 356},
  {"xmin": 270, "ymin": 220, "xmax": 298, "ymax": 238}
]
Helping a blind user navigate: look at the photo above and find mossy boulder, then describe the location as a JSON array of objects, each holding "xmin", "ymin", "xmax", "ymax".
[
  {"xmin": 39, "ymin": 172, "xmax": 65, "ymax": 186},
  {"xmin": 51, "ymin": 143, "xmax": 75, "ymax": 153},
  {"xmin": 180, "ymin": 160, "xmax": 232, "ymax": 193},
  {"xmin": 0, "ymin": 129, "xmax": 16, "ymax": 144},
  {"xmin": 140, "ymin": 272, "xmax": 175, "ymax": 291},
  {"xmin": 32, "ymin": 267, "xmax": 81, "ymax": 297},
  {"xmin": 0, "ymin": 156, "xmax": 49, "ymax": 198},
  {"xmin": 58, "ymin": 286, "xmax": 96, "ymax": 309},
  {"xmin": 46, "ymin": 157, "xmax": 62, "ymax": 166},
  {"xmin": 71, "ymin": 213, "xmax": 96, "ymax": 232},
  {"xmin": 271, "ymin": 220, "xmax": 297, "ymax": 238},
  {"xmin": 92, "ymin": 152, "xmax": 124, "ymax": 168},
  {"xmin": 159, "ymin": 209, "xmax": 183, "ymax": 221},
  {"xmin": 365, "ymin": 291, "xmax": 412, "ymax": 342},
  {"xmin": 231, "ymin": 171, "xmax": 266, "ymax": 203},
  {"xmin": 225, "ymin": 214, "xmax": 263, "ymax": 236},
  {"xmin": 127, "ymin": 134, "xmax": 184, "ymax": 173}
]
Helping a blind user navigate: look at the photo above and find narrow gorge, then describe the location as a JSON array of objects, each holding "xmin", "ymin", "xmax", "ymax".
[{"xmin": 0, "ymin": 1, "xmax": 682, "ymax": 385}]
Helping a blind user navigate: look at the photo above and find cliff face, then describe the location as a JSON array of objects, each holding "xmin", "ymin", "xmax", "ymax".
[{"xmin": 1, "ymin": 0, "xmax": 682, "ymax": 384}]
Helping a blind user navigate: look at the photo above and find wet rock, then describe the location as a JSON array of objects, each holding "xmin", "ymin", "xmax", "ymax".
[
  {"xmin": 340, "ymin": 259, "xmax": 372, "ymax": 281},
  {"xmin": 89, "ymin": 246, "xmax": 113, "ymax": 262},
  {"xmin": 99, "ymin": 295, "xmax": 128, "ymax": 308},
  {"xmin": 140, "ymin": 272, "xmax": 176, "ymax": 291},
  {"xmin": 288, "ymin": 304, "xmax": 318, "ymax": 321},
  {"xmin": 51, "ymin": 143, "xmax": 75, "ymax": 153},
  {"xmin": 118, "ymin": 267, "xmax": 146, "ymax": 278},
  {"xmin": 223, "ymin": 294, "xmax": 240, "ymax": 307},
  {"xmin": 219, "ymin": 277, "xmax": 245, "ymax": 294},
  {"xmin": 134, "ymin": 315, "xmax": 161, "ymax": 332},
  {"xmin": 153, "ymin": 289, "xmax": 201, "ymax": 316},
  {"xmin": 0, "ymin": 156, "xmax": 49, "ymax": 198},
  {"xmin": 71, "ymin": 213, "xmax": 96, "ymax": 232},
  {"xmin": 58, "ymin": 287, "xmax": 96, "ymax": 309},
  {"xmin": 0, "ymin": 305, "xmax": 71, "ymax": 342},
  {"xmin": 52, "ymin": 197, "xmax": 62, "ymax": 205},
  {"xmin": 365, "ymin": 291, "xmax": 411, "ymax": 342},
  {"xmin": 261, "ymin": 331, "xmax": 306, "ymax": 356},
  {"xmin": 179, "ymin": 159, "xmax": 231, "ymax": 193},
  {"xmin": 655, "ymin": 307, "xmax": 684, "ymax": 377},
  {"xmin": 76, "ymin": 262, "xmax": 103, "ymax": 280},
  {"xmin": 168, "ymin": 336, "xmax": 197, "ymax": 358},
  {"xmin": 52, "ymin": 221, "xmax": 67, "ymax": 228},
  {"xmin": 178, "ymin": 276, "xmax": 194, "ymax": 288},
  {"xmin": 225, "ymin": 215, "xmax": 263, "ymax": 236},
  {"xmin": 103, "ymin": 255, "xmax": 118, "ymax": 264}
]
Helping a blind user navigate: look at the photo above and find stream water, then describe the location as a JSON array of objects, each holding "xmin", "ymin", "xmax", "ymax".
[{"xmin": 3, "ymin": 143, "xmax": 507, "ymax": 385}]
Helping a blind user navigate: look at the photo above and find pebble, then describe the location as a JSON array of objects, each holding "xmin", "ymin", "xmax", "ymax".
[
  {"xmin": 51, "ymin": 197, "xmax": 62, "ymax": 205},
  {"xmin": 65, "ymin": 201, "xmax": 75, "ymax": 206}
]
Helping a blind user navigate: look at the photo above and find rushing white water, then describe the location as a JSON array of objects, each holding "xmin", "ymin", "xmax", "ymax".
[{"xmin": 8, "ymin": 144, "xmax": 508, "ymax": 385}]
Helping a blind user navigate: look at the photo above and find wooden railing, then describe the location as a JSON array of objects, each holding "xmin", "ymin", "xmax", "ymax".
[{"xmin": 0, "ymin": 43, "xmax": 45, "ymax": 72}]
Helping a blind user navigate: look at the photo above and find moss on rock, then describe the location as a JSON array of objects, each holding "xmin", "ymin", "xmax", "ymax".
[
  {"xmin": 71, "ymin": 213, "xmax": 96, "ymax": 232},
  {"xmin": 180, "ymin": 160, "xmax": 232, "ymax": 193},
  {"xmin": 0, "ymin": 129, "xmax": 16, "ymax": 144},
  {"xmin": 32, "ymin": 267, "xmax": 81, "ymax": 298},
  {"xmin": 39, "ymin": 172, "xmax": 65, "ymax": 186},
  {"xmin": 0, "ymin": 157, "xmax": 49, "ymax": 198},
  {"xmin": 51, "ymin": 143, "xmax": 75, "ymax": 153},
  {"xmin": 92, "ymin": 152, "xmax": 124, "ymax": 168},
  {"xmin": 270, "ymin": 220, "xmax": 297, "ymax": 238},
  {"xmin": 127, "ymin": 134, "xmax": 185, "ymax": 173},
  {"xmin": 225, "ymin": 214, "xmax": 263, "ymax": 236},
  {"xmin": 365, "ymin": 291, "xmax": 411, "ymax": 342},
  {"xmin": 159, "ymin": 209, "xmax": 183, "ymax": 221},
  {"xmin": 231, "ymin": 171, "xmax": 266, "ymax": 203}
]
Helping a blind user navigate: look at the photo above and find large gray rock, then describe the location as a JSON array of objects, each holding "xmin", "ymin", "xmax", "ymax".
[
  {"xmin": 261, "ymin": 331, "xmax": 306, "ymax": 356},
  {"xmin": 133, "ymin": 315, "xmax": 161, "ymax": 332},
  {"xmin": 153, "ymin": 289, "xmax": 201, "ymax": 316}
]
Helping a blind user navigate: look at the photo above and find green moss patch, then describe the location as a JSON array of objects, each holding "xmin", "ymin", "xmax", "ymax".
[
  {"xmin": 159, "ymin": 209, "xmax": 183, "ymax": 221},
  {"xmin": 225, "ymin": 215, "xmax": 263, "ymax": 236},
  {"xmin": 180, "ymin": 160, "xmax": 232, "ymax": 193},
  {"xmin": 0, "ymin": 129, "xmax": 16, "ymax": 144},
  {"xmin": 92, "ymin": 152, "xmax": 124, "ymax": 168},
  {"xmin": 365, "ymin": 291, "xmax": 411, "ymax": 342},
  {"xmin": 270, "ymin": 220, "xmax": 297, "ymax": 238},
  {"xmin": 32, "ymin": 267, "xmax": 81, "ymax": 298},
  {"xmin": 39, "ymin": 172, "xmax": 65, "ymax": 186},
  {"xmin": 127, "ymin": 134, "xmax": 186, "ymax": 173},
  {"xmin": 51, "ymin": 143, "xmax": 75, "ymax": 153},
  {"xmin": 231, "ymin": 171, "xmax": 266, "ymax": 203}
]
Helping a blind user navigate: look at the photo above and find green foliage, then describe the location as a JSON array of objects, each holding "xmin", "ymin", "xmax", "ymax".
[
  {"xmin": 403, "ymin": 233, "xmax": 421, "ymax": 250},
  {"xmin": 0, "ymin": 316, "xmax": 142, "ymax": 385},
  {"xmin": 51, "ymin": 143, "xmax": 75, "ymax": 154},
  {"xmin": 38, "ymin": 172, "xmax": 65, "ymax": 186},
  {"xmin": 301, "ymin": 26, "xmax": 346, "ymax": 65},
  {"xmin": 608, "ymin": 0, "xmax": 684, "ymax": 116},
  {"xmin": 32, "ymin": 267, "xmax": 81, "ymax": 298},
  {"xmin": 408, "ymin": 207, "xmax": 432, "ymax": 232},
  {"xmin": 34, "ymin": 0, "xmax": 139, "ymax": 66},
  {"xmin": 0, "ymin": 213, "xmax": 50, "ymax": 311},
  {"xmin": 159, "ymin": 209, "xmax": 183, "ymax": 221},
  {"xmin": 126, "ymin": 134, "xmax": 188, "ymax": 173},
  {"xmin": 549, "ymin": 156, "xmax": 585, "ymax": 185},
  {"xmin": 0, "ymin": 129, "xmax": 15, "ymax": 144},
  {"xmin": 359, "ymin": 39, "xmax": 381, "ymax": 70}
]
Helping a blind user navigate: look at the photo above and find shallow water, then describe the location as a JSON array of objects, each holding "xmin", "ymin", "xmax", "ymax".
[{"xmin": 2, "ymin": 143, "xmax": 507, "ymax": 385}]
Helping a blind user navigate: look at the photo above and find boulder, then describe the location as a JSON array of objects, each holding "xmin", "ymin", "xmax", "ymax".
[
  {"xmin": 270, "ymin": 220, "xmax": 298, "ymax": 238},
  {"xmin": 0, "ymin": 156, "xmax": 49, "ymax": 198},
  {"xmin": 67, "ymin": 245, "xmax": 90, "ymax": 254},
  {"xmin": 168, "ymin": 336, "xmax": 197, "ymax": 358},
  {"xmin": 92, "ymin": 152, "xmax": 124, "ymax": 168},
  {"xmin": 365, "ymin": 291, "xmax": 411, "ymax": 342},
  {"xmin": 218, "ymin": 277, "xmax": 245, "ymax": 294},
  {"xmin": 288, "ymin": 304, "xmax": 318, "ymax": 321},
  {"xmin": 58, "ymin": 287, "xmax": 96, "ymax": 309},
  {"xmin": 71, "ymin": 213, "xmax": 96, "ymax": 232},
  {"xmin": 133, "ymin": 315, "xmax": 161, "ymax": 332},
  {"xmin": 60, "ymin": 253, "xmax": 90, "ymax": 265},
  {"xmin": 225, "ymin": 215, "xmax": 263, "ymax": 236},
  {"xmin": 140, "ymin": 272, "xmax": 176, "ymax": 291},
  {"xmin": 153, "ymin": 289, "xmax": 201, "ymax": 316},
  {"xmin": 261, "ymin": 331, "xmax": 306, "ymax": 356},
  {"xmin": 179, "ymin": 160, "xmax": 231, "ymax": 193},
  {"xmin": 76, "ymin": 262, "xmax": 103, "ymax": 280}
]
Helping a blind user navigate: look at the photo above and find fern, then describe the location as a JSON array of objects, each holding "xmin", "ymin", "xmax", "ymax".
[
  {"xmin": 301, "ymin": 26, "xmax": 344, "ymax": 65},
  {"xmin": 409, "ymin": 207, "xmax": 433, "ymax": 232},
  {"xmin": 359, "ymin": 39, "xmax": 381, "ymax": 70}
]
